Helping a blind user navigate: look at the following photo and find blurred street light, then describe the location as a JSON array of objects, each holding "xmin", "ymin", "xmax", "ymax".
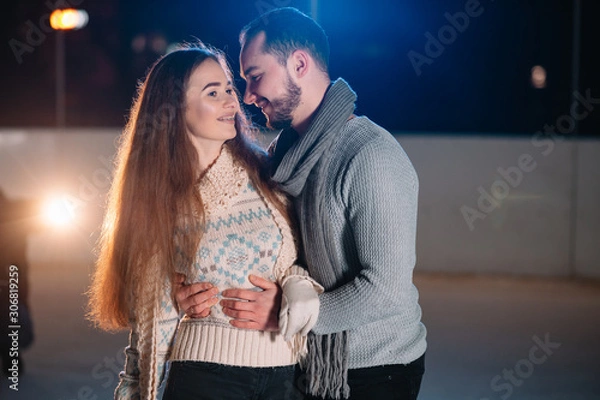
[
  {"xmin": 531, "ymin": 65, "xmax": 547, "ymax": 89},
  {"xmin": 50, "ymin": 9, "xmax": 89, "ymax": 30},
  {"xmin": 42, "ymin": 195, "xmax": 76, "ymax": 228},
  {"xmin": 50, "ymin": 9, "xmax": 89, "ymax": 129}
]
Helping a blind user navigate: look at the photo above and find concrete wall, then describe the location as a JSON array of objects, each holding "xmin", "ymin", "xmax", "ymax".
[
  {"xmin": 399, "ymin": 135, "xmax": 600, "ymax": 278},
  {"xmin": 1, "ymin": 129, "xmax": 598, "ymax": 278}
]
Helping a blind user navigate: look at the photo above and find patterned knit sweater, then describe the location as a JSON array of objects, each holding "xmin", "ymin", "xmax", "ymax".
[{"xmin": 114, "ymin": 147, "xmax": 312, "ymax": 400}]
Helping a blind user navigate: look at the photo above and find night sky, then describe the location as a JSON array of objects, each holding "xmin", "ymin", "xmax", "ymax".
[{"xmin": 1, "ymin": 0, "xmax": 599, "ymax": 135}]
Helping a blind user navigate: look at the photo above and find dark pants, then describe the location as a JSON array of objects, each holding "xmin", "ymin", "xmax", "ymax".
[
  {"xmin": 162, "ymin": 361, "xmax": 302, "ymax": 400},
  {"xmin": 304, "ymin": 353, "xmax": 425, "ymax": 400}
]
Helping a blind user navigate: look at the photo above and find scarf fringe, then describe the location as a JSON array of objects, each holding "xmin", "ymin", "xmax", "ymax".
[{"xmin": 302, "ymin": 332, "xmax": 350, "ymax": 399}]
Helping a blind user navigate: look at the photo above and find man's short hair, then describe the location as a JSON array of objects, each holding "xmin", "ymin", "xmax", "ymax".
[{"xmin": 240, "ymin": 7, "xmax": 330, "ymax": 74}]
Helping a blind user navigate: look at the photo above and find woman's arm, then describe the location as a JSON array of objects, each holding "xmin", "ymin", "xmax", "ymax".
[{"xmin": 114, "ymin": 286, "xmax": 180, "ymax": 399}]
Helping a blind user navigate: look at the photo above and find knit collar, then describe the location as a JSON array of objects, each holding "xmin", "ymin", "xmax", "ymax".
[
  {"xmin": 271, "ymin": 78, "xmax": 357, "ymax": 197},
  {"xmin": 198, "ymin": 145, "xmax": 246, "ymax": 213}
]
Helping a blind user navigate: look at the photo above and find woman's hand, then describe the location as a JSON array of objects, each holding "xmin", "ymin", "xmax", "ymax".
[{"xmin": 174, "ymin": 273, "xmax": 219, "ymax": 318}]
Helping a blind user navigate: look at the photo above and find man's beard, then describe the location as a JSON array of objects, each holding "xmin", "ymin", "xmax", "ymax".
[{"xmin": 266, "ymin": 75, "xmax": 301, "ymax": 130}]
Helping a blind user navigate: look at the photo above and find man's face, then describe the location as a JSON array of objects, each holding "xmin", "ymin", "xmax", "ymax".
[{"xmin": 240, "ymin": 32, "xmax": 301, "ymax": 130}]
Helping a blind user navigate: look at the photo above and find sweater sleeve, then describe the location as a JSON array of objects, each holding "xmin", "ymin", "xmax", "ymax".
[
  {"xmin": 114, "ymin": 285, "xmax": 180, "ymax": 400},
  {"xmin": 312, "ymin": 136, "xmax": 419, "ymax": 335}
]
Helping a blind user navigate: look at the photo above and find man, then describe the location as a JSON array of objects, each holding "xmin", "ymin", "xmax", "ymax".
[{"xmin": 177, "ymin": 7, "xmax": 426, "ymax": 399}]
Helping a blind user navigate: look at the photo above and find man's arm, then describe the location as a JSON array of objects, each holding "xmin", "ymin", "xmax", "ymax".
[
  {"xmin": 218, "ymin": 137, "xmax": 418, "ymax": 335},
  {"xmin": 311, "ymin": 136, "xmax": 419, "ymax": 335},
  {"xmin": 220, "ymin": 275, "xmax": 282, "ymax": 331},
  {"xmin": 174, "ymin": 138, "xmax": 417, "ymax": 334}
]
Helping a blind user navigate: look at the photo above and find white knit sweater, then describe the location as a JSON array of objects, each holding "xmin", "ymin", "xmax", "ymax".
[{"xmin": 114, "ymin": 147, "xmax": 312, "ymax": 400}]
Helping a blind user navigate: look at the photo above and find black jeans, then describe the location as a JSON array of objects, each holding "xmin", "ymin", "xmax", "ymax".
[
  {"xmin": 162, "ymin": 361, "xmax": 302, "ymax": 400},
  {"xmin": 304, "ymin": 353, "xmax": 425, "ymax": 400}
]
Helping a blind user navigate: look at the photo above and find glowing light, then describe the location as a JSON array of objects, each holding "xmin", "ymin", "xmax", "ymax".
[
  {"xmin": 531, "ymin": 65, "xmax": 547, "ymax": 89},
  {"xmin": 43, "ymin": 196, "xmax": 75, "ymax": 227},
  {"xmin": 150, "ymin": 35, "xmax": 168, "ymax": 54},
  {"xmin": 131, "ymin": 34, "xmax": 146, "ymax": 53},
  {"xmin": 50, "ymin": 9, "xmax": 89, "ymax": 30}
]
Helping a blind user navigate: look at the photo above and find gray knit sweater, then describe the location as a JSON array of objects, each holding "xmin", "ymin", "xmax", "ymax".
[{"xmin": 270, "ymin": 79, "xmax": 427, "ymax": 391}]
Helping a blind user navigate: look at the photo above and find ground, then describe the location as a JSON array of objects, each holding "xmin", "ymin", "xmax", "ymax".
[{"xmin": 2, "ymin": 260, "xmax": 599, "ymax": 399}]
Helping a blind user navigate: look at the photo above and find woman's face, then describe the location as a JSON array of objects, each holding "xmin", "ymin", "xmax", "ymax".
[{"xmin": 184, "ymin": 58, "xmax": 240, "ymax": 159}]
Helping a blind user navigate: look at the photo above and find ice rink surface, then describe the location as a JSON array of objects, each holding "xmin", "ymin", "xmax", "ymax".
[{"xmin": 2, "ymin": 259, "xmax": 599, "ymax": 400}]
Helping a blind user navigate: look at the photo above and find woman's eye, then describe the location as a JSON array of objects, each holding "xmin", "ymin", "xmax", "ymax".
[
  {"xmin": 208, "ymin": 91, "xmax": 217, "ymax": 97},
  {"xmin": 251, "ymin": 75, "xmax": 261, "ymax": 82},
  {"xmin": 226, "ymin": 88, "xmax": 234, "ymax": 95}
]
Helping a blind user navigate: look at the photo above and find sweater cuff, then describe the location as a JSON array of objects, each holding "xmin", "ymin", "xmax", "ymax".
[{"xmin": 279, "ymin": 265, "xmax": 324, "ymax": 294}]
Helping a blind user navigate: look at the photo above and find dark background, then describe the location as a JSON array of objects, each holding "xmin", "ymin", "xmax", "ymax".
[{"xmin": 1, "ymin": 0, "xmax": 599, "ymax": 135}]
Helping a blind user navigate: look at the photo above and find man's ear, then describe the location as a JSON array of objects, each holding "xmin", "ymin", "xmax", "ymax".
[{"xmin": 289, "ymin": 49, "xmax": 310, "ymax": 78}]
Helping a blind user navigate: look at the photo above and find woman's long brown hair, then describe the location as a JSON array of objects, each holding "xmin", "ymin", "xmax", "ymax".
[{"xmin": 87, "ymin": 44, "xmax": 288, "ymax": 332}]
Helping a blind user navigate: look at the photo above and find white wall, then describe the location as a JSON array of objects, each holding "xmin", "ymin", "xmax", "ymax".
[
  {"xmin": 1, "ymin": 129, "xmax": 598, "ymax": 278},
  {"xmin": 399, "ymin": 135, "xmax": 599, "ymax": 278}
]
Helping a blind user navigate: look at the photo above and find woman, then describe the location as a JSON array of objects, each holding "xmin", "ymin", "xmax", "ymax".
[{"xmin": 87, "ymin": 43, "xmax": 322, "ymax": 400}]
